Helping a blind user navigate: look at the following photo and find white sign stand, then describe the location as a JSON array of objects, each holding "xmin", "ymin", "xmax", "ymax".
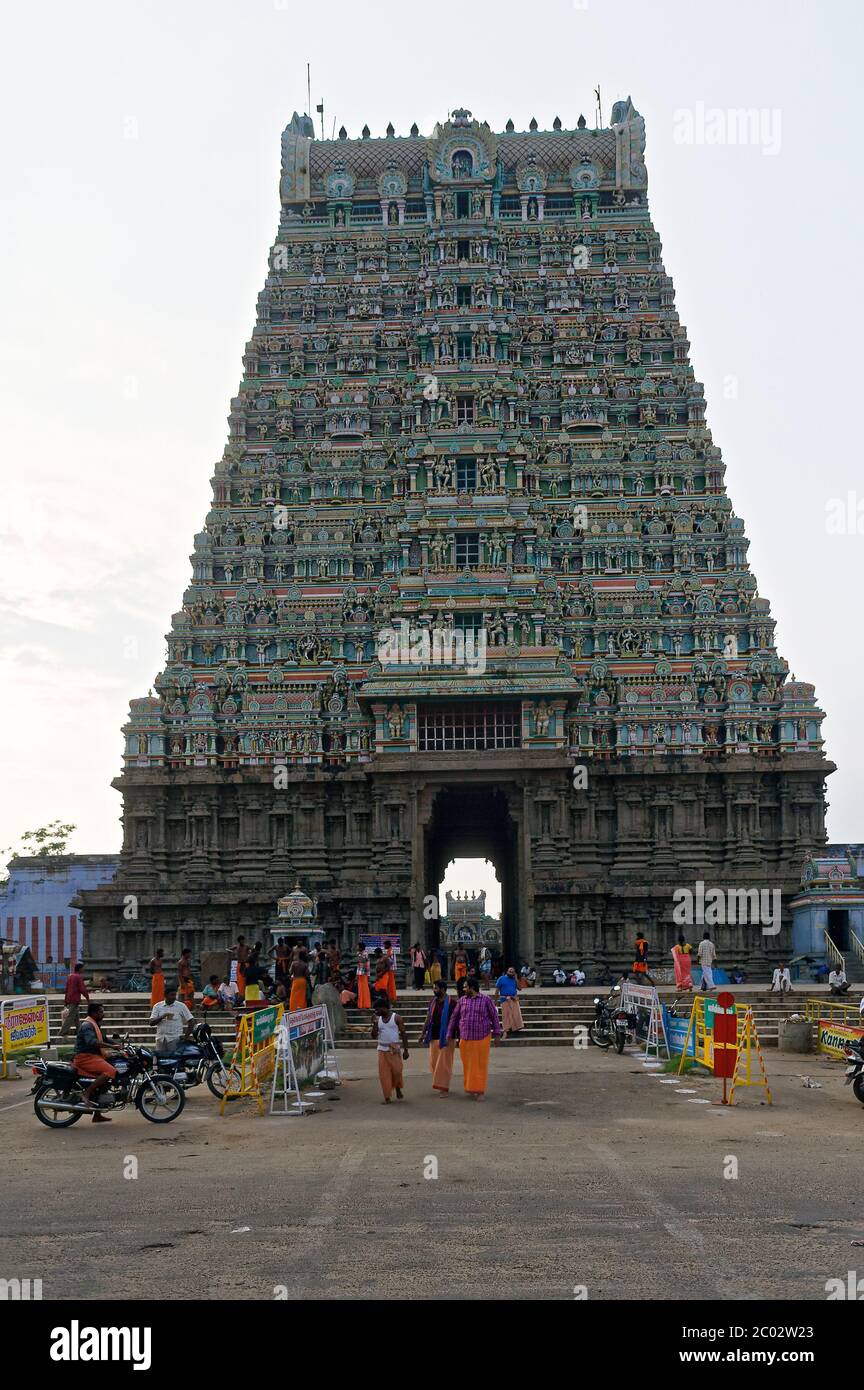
[
  {"xmin": 319, "ymin": 1007, "xmax": 342, "ymax": 1085},
  {"xmin": 269, "ymin": 1008, "xmax": 342, "ymax": 1115},
  {"xmin": 270, "ymin": 1021, "xmax": 315, "ymax": 1116},
  {"xmin": 620, "ymin": 981, "xmax": 669, "ymax": 1060}
]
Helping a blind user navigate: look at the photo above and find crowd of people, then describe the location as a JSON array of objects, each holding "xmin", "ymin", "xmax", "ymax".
[{"xmin": 53, "ymin": 933, "xmax": 864, "ymax": 1115}]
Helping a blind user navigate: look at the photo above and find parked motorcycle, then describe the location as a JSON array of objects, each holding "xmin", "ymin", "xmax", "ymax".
[
  {"xmin": 589, "ymin": 986, "xmax": 632, "ymax": 1054},
  {"xmin": 31, "ymin": 1041, "xmax": 185, "ymax": 1128},
  {"xmin": 154, "ymin": 1020, "xmax": 237, "ymax": 1099},
  {"xmin": 844, "ymin": 1036, "xmax": 864, "ymax": 1105}
]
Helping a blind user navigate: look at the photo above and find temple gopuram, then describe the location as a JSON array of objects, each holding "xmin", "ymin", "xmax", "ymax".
[{"xmin": 80, "ymin": 101, "xmax": 833, "ymax": 979}]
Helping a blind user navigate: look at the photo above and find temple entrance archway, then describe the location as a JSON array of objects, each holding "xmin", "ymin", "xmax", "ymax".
[{"xmin": 421, "ymin": 783, "xmax": 522, "ymax": 966}]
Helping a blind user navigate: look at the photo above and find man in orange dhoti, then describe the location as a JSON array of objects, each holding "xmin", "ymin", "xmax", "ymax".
[
  {"xmin": 383, "ymin": 944, "xmax": 398, "ymax": 1000},
  {"xmin": 420, "ymin": 980, "xmax": 456, "ymax": 1096},
  {"xmin": 446, "ymin": 978, "xmax": 502, "ymax": 1099},
  {"xmin": 355, "ymin": 947, "xmax": 372, "ymax": 1009},
  {"xmin": 232, "ymin": 935, "xmax": 249, "ymax": 999},
  {"xmin": 289, "ymin": 952, "xmax": 310, "ymax": 1011},
  {"xmin": 371, "ymin": 998, "xmax": 409, "ymax": 1103},
  {"xmin": 149, "ymin": 949, "xmax": 165, "ymax": 1008},
  {"xmin": 454, "ymin": 949, "xmax": 469, "ymax": 989}
]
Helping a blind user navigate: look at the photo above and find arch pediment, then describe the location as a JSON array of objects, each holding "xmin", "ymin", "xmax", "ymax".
[{"xmin": 426, "ymin": 111, "xmax": 497, "ymax": 184}]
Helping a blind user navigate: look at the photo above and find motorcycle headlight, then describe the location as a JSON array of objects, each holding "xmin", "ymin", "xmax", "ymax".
[{"xmin": 593, "ymin": 997, "xmax": 600, "ymax": 1005}]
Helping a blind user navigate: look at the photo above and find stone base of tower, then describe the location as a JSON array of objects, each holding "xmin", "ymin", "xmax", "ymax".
[{"xmin": 78, "ymin": 753, "xmax": 832, "ymax": 979}]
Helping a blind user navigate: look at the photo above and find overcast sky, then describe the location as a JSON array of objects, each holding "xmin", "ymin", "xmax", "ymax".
[{"xmin": 1, "ymin": 0, "xmax": 861, "ymax": 883}]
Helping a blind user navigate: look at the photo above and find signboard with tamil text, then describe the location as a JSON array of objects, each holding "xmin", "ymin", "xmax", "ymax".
[
  {"xmin": 817, "ymin": 1019, "xmax": 864, "ymax": 1059},
  {"xmin": 1, "ymin": 998, "xmax": 49, "ymax": 1055}
]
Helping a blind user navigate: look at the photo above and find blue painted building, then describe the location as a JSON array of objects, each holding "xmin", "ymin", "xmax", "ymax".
[
  {"xmin": 790, "ymin": 845, "xmax": 864, "ymax": 976},
  {"xmin": 0, "ymin": 855, "xmax": 120, "ymax": 970}
]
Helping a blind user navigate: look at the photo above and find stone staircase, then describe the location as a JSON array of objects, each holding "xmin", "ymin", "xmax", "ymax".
[{"xmin": 40, "ymin": 987, "xmax": 861, "ymax": 1050}]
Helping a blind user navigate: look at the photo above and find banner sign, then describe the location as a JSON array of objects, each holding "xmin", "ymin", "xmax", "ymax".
[
  {"xmin": 284, "ymin": 1005, "xmax": 326, "ymax": 1041},
  {"xmin": 663, "ymin": 1009, "xmax": 696, "ymax": 1056},
  {"xmin": 817, "ymin": 1019, "xmax": 864, "ymax": 1059},
  {"xmin": 251, "ymin": 1005, "xmax": 280, "ymax": 1046},
  {"xmin": 359, "ymin": 934, "xmax": 401, "ymax": 954},
  {"xmin": 2, "ymin": 998, "xmax": 49, "ymax": 1055},
  {"xmin": 283, "ymin": 1006, "xmax": 328, "ymax": 1085}
]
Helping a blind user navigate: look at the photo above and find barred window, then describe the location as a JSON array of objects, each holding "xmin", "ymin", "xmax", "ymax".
[
  {"xmin": 417, "ymin": 702, "xmax": 521, "ymax": 752},
  {"xmin": 456, "ymin": 395, "xmax": 475, "ymax": 424},
  {"xmin": 454, "ymin": 532, "xmax": 480, "ymax": 567},
  {"xmin": 456, "ymin": 457, "xmax": 476, "ymax": 490}
]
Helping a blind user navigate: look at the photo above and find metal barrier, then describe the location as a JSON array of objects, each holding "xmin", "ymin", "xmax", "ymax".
[{"xmin": 804, "ymin": 997, "xmax": 860, "ymax": 1024}]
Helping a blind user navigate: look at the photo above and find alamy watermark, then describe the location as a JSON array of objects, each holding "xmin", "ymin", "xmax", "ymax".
[
  {"xmin": 825, "ymin": 492, "xmax": 864, "ymax": 535},
  {"xmin": 672, "ymin": 880, "xmax": 781, "ymax": 935},
  {"xmin": 673, "ymin": 103, "xmax": 782, "ymax": 157},
  {"xmin": 378, "ymin": 620, "xmax": 487, "ymax": 674}
]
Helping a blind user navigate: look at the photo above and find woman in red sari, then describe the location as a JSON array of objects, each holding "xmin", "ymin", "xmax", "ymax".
[{"xmin": 671, "ymin": 936, "xmax": 693, "ymax": 990}]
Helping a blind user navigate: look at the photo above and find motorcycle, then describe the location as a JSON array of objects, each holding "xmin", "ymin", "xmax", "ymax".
[
  {"xmin": 843, "ymin": 1036, "xmax": 864, "ymax": 1105},
  {"xmin": 31, "ymin": 1039, "xmax": 185, "ymax": 1128},
  {"xmin": 589, "ymin": 986, "xmax": 632, "ymax": 1054},
  {"xmin": 154, "ymin": 1020, "xmax": 237, "ymax": 1099}
]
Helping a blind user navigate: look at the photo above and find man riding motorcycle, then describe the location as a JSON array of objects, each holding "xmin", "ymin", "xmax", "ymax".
[{"xmin": 72, "ymin": 1001, "xmax": 124, "ymax": 1122}]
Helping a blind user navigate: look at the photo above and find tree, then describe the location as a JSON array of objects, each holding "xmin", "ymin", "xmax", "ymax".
[{"xmin": 0, "ymin": 822, "xmax": 76, "ymax": 884}]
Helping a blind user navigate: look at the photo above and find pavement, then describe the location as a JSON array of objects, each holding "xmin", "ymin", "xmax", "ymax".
[{"xmin": 1, "ymin": 1043, "xmax": 861, "ymax": 1301}]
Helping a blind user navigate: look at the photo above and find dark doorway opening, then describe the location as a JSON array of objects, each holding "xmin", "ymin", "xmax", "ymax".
[
  {"xmin": 828, "ymin": 908, "xmax": 850, "ymax": 951},
  {"xmin": 423, "ymin": 784, "xmax": 519, "ymax": 966}
]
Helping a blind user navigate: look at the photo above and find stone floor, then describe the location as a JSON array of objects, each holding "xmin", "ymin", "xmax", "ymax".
[{"xmin": 1, "ymin": 1043, "xmax": 861, "ymax": 1300}]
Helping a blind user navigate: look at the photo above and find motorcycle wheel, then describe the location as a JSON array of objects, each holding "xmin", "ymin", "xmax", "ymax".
[
  {"xmin": 588, "ymin": 1024, "xmax": 611, "ymax": 1049},
  {"xmin": 136, "ymin": 1077, "xmax": 185, "ymax": 1123},
  {"xmin": 614, "ymin": 1029, "xmax": 626, "ymax": 1055},
  {"xmin": 853, "ymin": 1074, "xmax": 864, "ymax": 1106},
  {"xmin": 34, "ymin": 1085, "xmax": 83, "ymax": 1128},
  {"xmin": 206, "ymin": 1061, "xmax": 240, "ymax": 1100}
]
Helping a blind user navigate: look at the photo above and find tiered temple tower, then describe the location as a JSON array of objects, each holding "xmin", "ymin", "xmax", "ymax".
[{"xmin": 80, "ymin": 101, "xmax": 832, "ymax": 977}]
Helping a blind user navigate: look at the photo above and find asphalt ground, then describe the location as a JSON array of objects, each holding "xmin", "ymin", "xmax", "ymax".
[{"xmin": 1, "ymin": 1043, "xmax": 861, "ymax": 1301}]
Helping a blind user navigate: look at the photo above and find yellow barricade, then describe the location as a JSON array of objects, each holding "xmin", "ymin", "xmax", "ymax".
[
  {"xmin": 677, "ymin": 997, "xmax": 772, "ymax": 1104},
  {"xmin": 219, "ymin": 1003, "xmax": 283, "ymax": 1115},
  {"xmin": 728, "ymin": 1008, "xmax": 772, "ymax": 1105},
  {"xmin": 676, "ymin": 995, "xmax": 729, "ymax": 1070}
]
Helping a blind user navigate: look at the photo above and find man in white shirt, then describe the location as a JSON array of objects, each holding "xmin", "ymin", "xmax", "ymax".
[
  {"xmin": 570, "ymin": 968, "xmax": 586, "ymax": 986},
  {"xmin": 771, "ymin": 962, "xmax": 792, "ymax": 994},
  {"xmin": 217, "ymin": 976, "xmax": 235, "ymax": 1008},
  {"xmin": 698, "ymin": 932, "xmax": 716, "ymax": 992},
  {"xmin": 828, "ymin": 967, "xmax": 849, "ymax": 995},
  {"xmin": 149, "ymin": 986, "xmax": 194, "ymax": 1055}
]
